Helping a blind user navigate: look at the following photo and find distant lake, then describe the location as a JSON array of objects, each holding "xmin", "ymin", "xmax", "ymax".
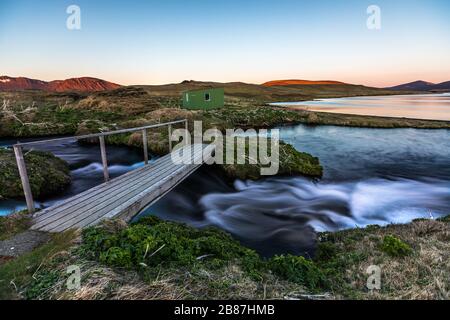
[{"xmin": 271, "ymin": 93, "xmax": 450, "ymax": 121}]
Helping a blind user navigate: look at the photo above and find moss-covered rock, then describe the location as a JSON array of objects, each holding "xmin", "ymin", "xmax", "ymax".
[
  {"xmin": 0, "ymin": 149, "xmax": 71, "ymax": 199},
  {"xmin": 219, "ymin": 141, "xmax": 322, "ymax": 180},
  {"xmin": 106, "ymin": 130, "xmax": 170, "ymax": 156}
]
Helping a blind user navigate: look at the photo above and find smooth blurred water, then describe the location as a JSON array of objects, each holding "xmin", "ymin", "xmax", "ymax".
[
  {"xmin": 277, "ymin": 125, "xmax": 450, "ymax": 181},
  {"xmin": 272, "ymin": 93, "xmax": 450, "ymax": 121},
  {"xmin": 144, "ymin": 125, "xmax": 450, "ymax": 256}
]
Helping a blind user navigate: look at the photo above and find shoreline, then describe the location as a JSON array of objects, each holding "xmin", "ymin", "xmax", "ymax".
[
  {"xmin": 277, "ymin": 108, "xmax": 450, "ymax": 129},
  {"xmin": 271, "ymin": 91, "xmax": 449, "ymax": 103},
  {"xmin": 270, "ymin": 92, "xmax": 450, "ymax": 124},
  {"xmin": 281, "ymin": 106, "xmax": 450, "ymax": 123}
]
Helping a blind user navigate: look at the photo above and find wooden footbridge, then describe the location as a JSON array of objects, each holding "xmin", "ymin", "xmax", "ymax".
[{"xmin": 12, "ymin": 120, "xmax": 214, "ymax": 232}]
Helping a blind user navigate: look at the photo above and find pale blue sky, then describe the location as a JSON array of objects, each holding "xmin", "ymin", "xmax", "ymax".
[{"xmin": 1, "ymin": 0, "xmax": 449, "ymax": 86}]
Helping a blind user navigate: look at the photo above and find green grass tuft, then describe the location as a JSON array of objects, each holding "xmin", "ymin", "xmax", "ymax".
[
  {"xmin": 79, "ymin": 218, "xmax": 262, "ymax": 273},
  {"xmin": 380, "ymin": 235, "xmax": 413, "ymax": 257},
  {"xmin": 268, "ymin": 254, "xmax": 327, "ymax": 291}
]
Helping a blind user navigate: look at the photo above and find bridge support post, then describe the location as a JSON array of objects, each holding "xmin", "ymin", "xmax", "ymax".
[
  {"xmin": 168, "ymin": 124, "xmax": 172, "ymax": 152},
  {"xmin": 142, "ymin": 129, "xmax": 148, "ymax": 165},
  {"xmin": 99, "ymin": 136, "xmax": 110, "ymax": 182},
  {"xmin": 13, "ymin": 145, "xmax": 35, "ymax": 214}
]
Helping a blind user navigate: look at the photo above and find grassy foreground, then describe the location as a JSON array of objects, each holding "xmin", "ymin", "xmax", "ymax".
[{"xmin": 0, "ymin": 214, "xmax": 448, "ymax": 300}]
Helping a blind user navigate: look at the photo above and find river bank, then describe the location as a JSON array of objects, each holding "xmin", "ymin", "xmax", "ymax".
[
  {"xmin": 289, "ymin": 109, "xmax": 450, "ymax": 129},
  {"xmin": 0, "ymin": 213, "xmax": 448, "ymax": 299}
]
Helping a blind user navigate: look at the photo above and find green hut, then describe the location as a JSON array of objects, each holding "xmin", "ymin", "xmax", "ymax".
[{"xmin": 182, "ymin": 88, "xmax": 224, "ymax": 110}]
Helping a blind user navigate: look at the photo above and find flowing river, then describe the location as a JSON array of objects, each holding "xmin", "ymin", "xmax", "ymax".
[
  {"xmin": 2, "ymin": 123, "xmax": 448, "ymax": 257},
  {"xmin": 146, "ymin": 125, "xmax": 450, "ymax": 256}
]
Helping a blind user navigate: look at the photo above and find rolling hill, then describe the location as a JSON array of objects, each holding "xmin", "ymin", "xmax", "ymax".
[
  {"xmin": 431, "ymin": 81, "xmax": 450, "ymax": 91},
  {"xmin": 262, "ymin": 79, "xmax": 346, "ymax": 86},
  {"xmin": 387, "ymin": 80, "xmax": 450, "ymax": 91},
  {"xmin": 256, "ymin": 79, "xmax": 406, "ymax": 101}
]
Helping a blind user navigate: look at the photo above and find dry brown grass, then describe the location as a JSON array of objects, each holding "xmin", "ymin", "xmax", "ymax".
[
  {"xmin": 40, "ymin": 250, "xmax": 304, "ymax": 300},
  {"xmin": 327, "ymin": 219, "xmax": 449, "ymax": 300},
  {"xmin": 63, "ymin": 263, "xmax": 185, "ymax": 300},
  {"xmin": 73, "ymin": 87, "xmax": 163, "ymax": 115},
  {"xmin": 178, "ymin": 264, "xmax": 304, "ymax": 300},
  {"xmin": 144, "ymin": 108, "xmax": 195, "ymax": 123}
]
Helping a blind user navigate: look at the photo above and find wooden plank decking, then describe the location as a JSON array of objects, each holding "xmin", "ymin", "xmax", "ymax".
[{"xmin": 31, "ymin": 144, "xmax": 214, "ymax": 232}]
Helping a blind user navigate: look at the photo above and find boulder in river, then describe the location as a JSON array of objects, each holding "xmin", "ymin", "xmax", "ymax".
[{"xmin": 0, "ymin": 149, "xmax": 71, "ymax": 200}]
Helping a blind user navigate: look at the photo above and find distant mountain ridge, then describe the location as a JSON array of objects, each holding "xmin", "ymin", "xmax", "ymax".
[
  {"xmin": 431, "ymin": 81, "xmax": 450, "ymax": 90},
  {"xmin": 4, "ymin": 75, "xmax": 447, "ymax": 94},
  {"xmin": 387, "ymin": 80, "xmax": 450, "ymax": 91},
  {"xmin": 0, "ymin": 76, "xmax": 121, "ymax": 92},
  {"xmin": 262, "ymin": 79, "xmax": 346, "ymax": 86}
]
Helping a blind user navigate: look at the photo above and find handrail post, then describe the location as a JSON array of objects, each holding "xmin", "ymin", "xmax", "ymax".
[
  {"xmin": 13, "ymin": 145, "xmax": 35, "ymax": 213},
  {"xmin": 99, "ymin": 136, "xmax": 109, "ymax": 182},
  {"xmin": 142, "ymin": 129, "xmax": 148, "ymax": 165},
  {"xmin": 185, "ymin": 120, "xmax": 189, "ymax": 146},
  {"xmin": 168, "ymin": 124, "xmax": 172, "ymax": 152}
]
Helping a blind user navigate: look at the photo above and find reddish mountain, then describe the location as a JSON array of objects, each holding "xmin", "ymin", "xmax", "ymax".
[
  {"xmin": 0, "ymin": 76, "xmax": 121, "ymax": 92},
  {"xmin": 0, "ymin": 76, "xmax": 47, "ymax": 90},
  {"xmin": 47, "ymin": 77, "xmax": 121, "ymax": 92},
  {"xmin": 262, "ymin": 79, "xmax": 346, "ymax": 86}
]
